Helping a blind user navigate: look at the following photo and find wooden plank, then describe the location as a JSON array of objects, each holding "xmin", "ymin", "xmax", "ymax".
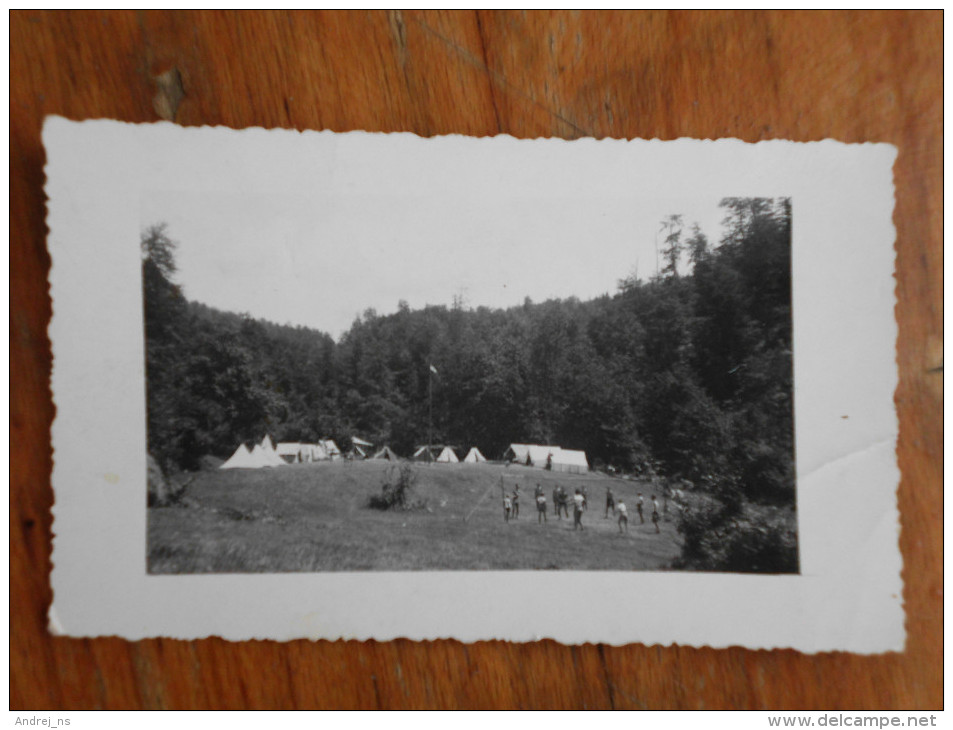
[{"xmin": 11, "ymin": 9, "xmax": 941, "ymax": 710}]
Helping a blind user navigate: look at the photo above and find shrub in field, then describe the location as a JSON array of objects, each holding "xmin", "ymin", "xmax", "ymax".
[{"xmin": 367, "ymin": 464, "xmax": 427, "ymax": 511}]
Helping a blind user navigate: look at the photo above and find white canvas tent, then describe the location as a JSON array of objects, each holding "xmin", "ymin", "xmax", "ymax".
[
  {"xmin": 261, "ymin": 434, "xmax": 276, "ymax": 452},
  {"xmin": 436, "ymin": 446, "xmax": 459, "ymax": 463},
  {"xmin": 505, "ymin": 443, "xmax": 560, "ymax": 467},
  {"xmin": 503, "ymin": 443, "xmax": 589, "ymax": 473},
  {"xmin": 352, "ymin": 436, "xmax": 373, "ymax": 448},
  {"xmin": 220, "ymin": 443, "xmax": 253, "ymax": 469},
  {"xmin": 463, "ymin": 447, "xmax": 487, "ymax": 463}
]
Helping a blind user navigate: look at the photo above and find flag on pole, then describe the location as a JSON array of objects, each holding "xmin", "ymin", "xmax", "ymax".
[{"xmin": 429, "ymin": 364, "xmax": 438, "ymax": 375}]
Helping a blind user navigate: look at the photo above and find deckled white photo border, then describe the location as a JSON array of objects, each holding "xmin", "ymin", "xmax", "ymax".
[{"xmin": 44, "ymin": 118, "xmax": 902, "ymax": 651}]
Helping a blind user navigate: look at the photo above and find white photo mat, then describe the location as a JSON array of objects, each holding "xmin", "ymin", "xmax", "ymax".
[{"xmin": 44, "ymin": 118, "xmax": 902, "ymax": 651}]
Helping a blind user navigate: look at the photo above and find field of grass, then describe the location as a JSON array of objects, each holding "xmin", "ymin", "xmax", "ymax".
[{"xmin": 147, "ymin": 461, "xmax": 682, "ymax": 573}]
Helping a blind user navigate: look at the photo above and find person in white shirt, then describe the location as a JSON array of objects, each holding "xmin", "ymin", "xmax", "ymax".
[
  {"xmin": 651, "ymin": 495, "xmax": 660, "ymax": 533},
  {"xmin": 503, "ymin": 494, "xmax": 512, "ymax": 523},
  {"xmin": 617, "ymin": 499, "xmax": 628, "ymax": 533},
  {"xmin": 573, "ymin": 489, "xmax": 585, "ymax": 531}
]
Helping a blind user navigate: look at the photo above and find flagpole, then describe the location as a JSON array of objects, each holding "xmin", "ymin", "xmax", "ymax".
[{"xmin": 428, "ymin": 365, "xmax": 433, "ymax": 464}]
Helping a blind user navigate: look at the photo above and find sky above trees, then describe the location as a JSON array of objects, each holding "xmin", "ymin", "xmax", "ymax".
[{"xmin": 141, "ymin": 191, "xmax": 727, "ymax": 338}]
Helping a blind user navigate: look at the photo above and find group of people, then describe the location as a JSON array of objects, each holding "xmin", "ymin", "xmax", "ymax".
[
  {"xmin": 502, "ymin": 483, "xmax": 661, "ymax": 534},
  {"xmin": 604, "ymin": 486, "xmax": 661, "ymax": 533}
]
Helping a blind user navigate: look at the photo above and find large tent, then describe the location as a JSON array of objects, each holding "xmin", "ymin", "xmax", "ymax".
[
  {"xmin": 435, "ymin": 446, "xmax": 459, "ymax": 463},
  {"xmin": 220, "ymin": 443, "xmax": 253, "ymax": 469},
  {"xmin": 371, "ymin": 446, "xmax": 399, "ymax": 461},
  {"xmin": 277, "ymin": 440, "xmax": 338, "ymax": 462},
  {"xmin": 463, "ymin": 447, "xmax": 487, "ymax": 463},
  {"xmin": 504, "ymin": 443, "xmax": 561, "ymax": 467},
  {"xmin": 503, "ymin": 443, "xmax": 589, "ymax": 473}
]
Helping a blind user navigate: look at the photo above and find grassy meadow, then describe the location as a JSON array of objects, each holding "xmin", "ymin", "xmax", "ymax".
[{"xmin": 147, "ymin": 460, "xmax": 682, "ymax": 573}]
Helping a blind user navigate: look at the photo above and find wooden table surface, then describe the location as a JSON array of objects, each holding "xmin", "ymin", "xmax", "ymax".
[{"xmin": 10, "ymin": 10, "xmax": 942, "ymax": 710}]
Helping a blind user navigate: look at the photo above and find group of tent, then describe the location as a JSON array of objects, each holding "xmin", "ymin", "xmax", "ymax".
[
  {"xmin": 220, "ymin": 435, "xmax": 360, "ymax": 470},
  {"xmin": 220, "ymin": 435, "xmax": 289, "ymax": 469},
  {"xmin": 220, "ymin": 437, "xmax": 588, "ymax": 473},
  {"xmin": 411, "ymin": 445, "xmax": 487, "ymax": 464},
  {"xmin": 503, "ymin": 444, "xmax": 590, "ymax": 474}
]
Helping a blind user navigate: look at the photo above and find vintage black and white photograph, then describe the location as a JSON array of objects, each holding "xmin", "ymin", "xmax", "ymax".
[
  {"xmin": 142, "ymin": 187, "xmax": 797, "ymax": 575},
  {"xmin": 46, "ymin": 120, "xmax": 901, "ymax": 647}
]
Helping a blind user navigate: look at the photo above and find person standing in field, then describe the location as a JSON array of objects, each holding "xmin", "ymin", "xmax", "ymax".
[
  {"xmin": 581, "ymin": 486, "xmax": 589, "ymax": 511},
  {"xmin": 503, "ymin": 493, "xmax": 512, "ymax": 523},
  {"xmin": 651, "ymin": 494, "xmax": 660, "ymax": 533},
  {"xmin": 536, "ymin": 490, "xmax": 548, "ymax": 523},
  {"xmin": 552, "ymin": 486, "xmax": 559, "ymax": 518},
  {"xmin": 636, "ymin": 493, "xmax": 645, "ymax": 524},
  {"xmin": 605, "ymin": 487, "xmax": 615, "ymax": 518},
  {"xmin": 617, "ymin": 499, "xmax": 628, "ymax": 533},
  {"xmin": 573, "ymin": 489, "xmax": 585, "ymax": 531},
  {"xmin": 558, "ymin": 486, "xmax": 570, "ymax": 519},
  {"xmin": 511, "ymin": 486, "xmax": 520, "ymax": 520}
]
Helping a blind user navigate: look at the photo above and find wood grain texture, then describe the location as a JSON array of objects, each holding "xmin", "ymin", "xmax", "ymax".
[{"xmin": 11, "ymin": 10, "xmax": 941, "ymax": 710}]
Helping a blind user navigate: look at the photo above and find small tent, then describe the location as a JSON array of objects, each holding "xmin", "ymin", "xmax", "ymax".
[
  {"xmin": 436, "ymin": 446, "xmax": 459, "ymax": 463},
  {"xmin": 463, "ymin": 447, "xmax": 487, "ymax": 463},
  {"xmin": 346, "ymin": 444, "xmax": 366, "ymax": 460},
  {"xmin": 261, "ymin": 434, "xmax": 276, "ymax": 452},
  {"xmin": 371, "ymin": 446, "xmax": 399, "ymax": 461},
  {"xmin": 220, "ymin": 443, "xmax": 253, "ymax": 469},
  {"xmin": 352, "ymin": 436, "xmax": 373, "ymax": 448}
]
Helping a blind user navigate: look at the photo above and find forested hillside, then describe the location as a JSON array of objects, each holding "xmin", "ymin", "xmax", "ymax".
[{"xmin": 143, "ymin": 197, "xmax": 797, "ymax": 571}]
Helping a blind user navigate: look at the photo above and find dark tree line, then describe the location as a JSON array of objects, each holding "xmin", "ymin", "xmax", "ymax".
[{"xmin": 143, "ymin": 198, "xmax": 797, "ymax": 570}]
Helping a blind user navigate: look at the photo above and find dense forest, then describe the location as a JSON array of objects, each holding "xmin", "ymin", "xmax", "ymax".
[{"xmin": 143, "ymin": 197, "xmax": 797, "ymax": 572}]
